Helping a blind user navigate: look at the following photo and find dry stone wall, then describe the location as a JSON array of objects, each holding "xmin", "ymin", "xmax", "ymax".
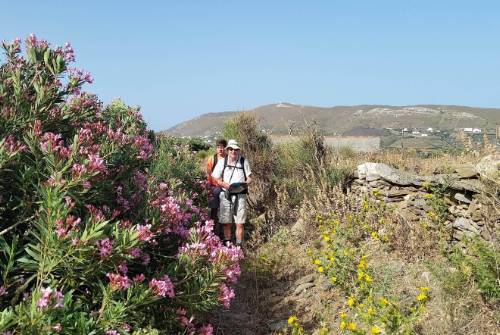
[{"xmin": 348, "ymin": 155, "xmax": 499, "ymax": 245}]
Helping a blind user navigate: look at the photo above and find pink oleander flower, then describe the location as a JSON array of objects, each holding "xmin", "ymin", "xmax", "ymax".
[
  {"xmin": 106, "ymin": 330, "xmax": 119, "ymax": 335},
  {"xmin": 71, "ymin": 163, "xmax": 87, "ymax": 179},
  {"xmin": 128, "ymin": 247, "xmax": 142, "ymax": 258},
  {"xmin": 64, "ymin": 196, "xmax": 75, "ymax": 208},
  {"xmin": 133, "ymin": 135, "xmax": 153, "ymax": 160},
  {"xmin": 37, "ymin": 287, "xmax": 52, "ymax": 310},
  {"xmin": 0, "ymin": 285, "xmax": 7, "ymax": 296},
  {"xmin": 218, "ymin": 283, "xmax": 235, "ymax": 308},
  {"xmin": 117, "ymin": 262, "xmax": 128, "ymax": 274},
  {"xmin": 176, "ymin": 309, "xmax": 195, "ymax": 333},
  {"xmin": 54, "ymin": 289, "xmax": 64, "ymax": 308},
  {"xmin": 122, "ymin": 323, "xmax": 131, "ymax": 332},
  {"xmin": 40, "ymin": 132, "xmax": 63, "ymax": 152},
  {"xmin": 149, "ymin": 275, "xmax": 175, "ymax": 298},
  {"xmin": 198, "ymin": 324, "xmax": 214, "ymax": 335},
  {"xmin": 46, "ymin": 175, "xmax": 66, "ymax": 187},
  {"xmin": 4, "ymin": 134, "xmax": 27, "ymax": 153},
  {"xmin": 120, "ymin": 219, "xmax": 132, "ymax": 228},
  {"xmin": 69, "ymin": 67, "xmax": 93, "ymax": 84},
  {"xmin": 52, "ymin": 323, "xmax": 62, "ymax": 333},
  {"xmin": 63, "ymin": 42, "xmax": 75, "ymax": 62},
  {"xmin": 106, "ymin": 273, "xmax": 131, "ymax": 291},
  {"xmin": 133, "ymin": 273, "xmax": 145, "ymax": 283},
  {"xmin": 135, "ymin": 224, "xmax": 154, "ymax": 241},
  {"xmin": 33, "ymin": 119, "xmax": 42, "ymax": 136},
  {"xmin": 133, "ymin": 170, "xmax": 148, "ymax": 190},
  {"xmin": 87, "ymin": 154, "xmax": 106, "ymax": 174},
  {"xmin": 26, "ymin": 33, "xmax": 48, "ymax": 49},
  {"xmin": 96, "ymin": 238, "xmax": 113, "ymax": 258}
]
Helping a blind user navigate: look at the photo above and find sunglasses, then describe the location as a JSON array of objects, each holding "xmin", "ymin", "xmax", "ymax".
[{"xmin": 227, "ymin": 148, "xmax": 240, "ymax": 151}]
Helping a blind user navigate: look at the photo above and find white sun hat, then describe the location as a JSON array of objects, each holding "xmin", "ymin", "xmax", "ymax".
[{"xmin": 225, "ymin": 139, "xmax": 241, "ymax": 150}]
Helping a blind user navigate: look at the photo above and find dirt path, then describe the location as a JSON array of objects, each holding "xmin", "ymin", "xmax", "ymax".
[
  {"xmin": 209, "ymin": 247, "xmax": 302, "ymax": 335},
  {"xmin": 210, "ymin": 269, "xmax": 269, "ymax": 335},
  {"xmin": 209, "ymin": 239, "xmax": 330, "ymax": 335}
]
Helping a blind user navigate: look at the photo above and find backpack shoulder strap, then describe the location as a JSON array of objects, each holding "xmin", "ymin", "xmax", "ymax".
[
  {"xmin": 210, "ymin": 154, "xmax": 218, "ymax": 172},
  {"xmin": 240, "ymin": 156, "xmax": 247, "ymax": 181}
]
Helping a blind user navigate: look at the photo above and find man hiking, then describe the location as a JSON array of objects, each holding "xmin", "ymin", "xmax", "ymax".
[
  {"xmin": 206, "ymin": 139, "xmax": 227, "ymax": 236},
  {"xmin": 211, "ymin": 139, "xmax": 252, "ymax": 246}
]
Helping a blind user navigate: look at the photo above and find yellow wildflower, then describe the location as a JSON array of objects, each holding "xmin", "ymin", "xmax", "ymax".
[
  {"xmin": 379, "ymin": 297, "xmax": 389, "ymax": 305},
  {"xmin": 340, "ymin": 312, "xmax": 347, "ymax": 319},
  {"xmin": 314, "ymin": 259, "xmax": 322, "ymax": 265},
  {"xmin": 370, "ymin": 326, "xmax": 382, "ymax": 334},
  {"xmin": 420, "ymin": 286, "xmax": 429, "ymax": 293},
  {"xmin": 348, "ymin": 322, "xmax": 357, "ymax": 331},
  {"xmin": 323, "ymin": 234, "xmax": 331, "ymax": 242},
  {"xmin": 347, "ymin": 296, "xmax": 355, "ymax": 307},
  {"xmin": 331, "ymin": 276, "xmax": 337, "ymax": 284},
  {"xmin": 364, "ymin": 274, "xmax": 373, "ymax": 283},
  {"xmin": 317, "ymin": 266, "xmax": 324, "ymax": 273},
  {"xmin": 367, "ymin": 307, "xmax": 374, "ymax": 315},
  {"xmin": 340, "ymin": 321, "xmax": 347, "ymax": 330},
  {"xmin": 416, "ymin": 292, "xmax": 427, "ymax": 301},
  {"xmin": 371, "ymin": 231, "xmax": 378, "ymax": 239},
  {"xmin": 358, "ymin": 271, "xmax": 365, "ymax": 280},
  {"xmin": 288, "ymin": 316, "xmax": 298, "ymax": 325}
]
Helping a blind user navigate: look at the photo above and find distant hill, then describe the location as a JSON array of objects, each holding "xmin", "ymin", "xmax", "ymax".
[{"xmin": 165, "ymin": 103, "xmax": 500, "ymax": 137}]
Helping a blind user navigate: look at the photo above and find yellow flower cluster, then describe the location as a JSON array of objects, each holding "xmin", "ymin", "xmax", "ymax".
[
  {"xmin": 287, "ymin": 315, "xmax": 304, "ymax": 335},
  {"xmin": 310, "ymin": 205, "xmax": 430, "ymax": 335},
  {"xmin": 416, "ymin": 286, "xmax": 429, "ymax": 302}
]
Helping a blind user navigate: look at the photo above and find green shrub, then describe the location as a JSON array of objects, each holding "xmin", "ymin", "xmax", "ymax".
[
  {"xmin": 450, "ymin": 239, "xmax": 500, "ymax": 301},
  {"xmin": 0, "ymin": 35, "xmax": 242, "ymax": 334}
]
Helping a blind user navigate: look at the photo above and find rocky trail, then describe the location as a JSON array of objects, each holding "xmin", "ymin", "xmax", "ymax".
[{"xmin": 209, "ymin": 239, "xmax": 339, "ymax": 335}]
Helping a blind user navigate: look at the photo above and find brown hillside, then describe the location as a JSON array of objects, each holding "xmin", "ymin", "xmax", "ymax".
[{"xmin": 165, "ymin": 103, "xmax": 500, "ymax": 137}]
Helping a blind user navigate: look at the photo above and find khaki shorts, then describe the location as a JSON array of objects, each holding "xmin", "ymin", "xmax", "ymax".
[{"xmin": 218, "ymin": 192, "xmax": 247, "ymax": 224}]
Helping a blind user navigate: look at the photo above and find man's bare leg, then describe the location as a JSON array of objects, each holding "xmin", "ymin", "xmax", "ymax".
[
  {"xmin": 235, "ymin": 223, "xmax": 244, "ymax": 245},
  {"xmin": 222, "ymin": 223, "xmax": 231, "ymax": 242}
]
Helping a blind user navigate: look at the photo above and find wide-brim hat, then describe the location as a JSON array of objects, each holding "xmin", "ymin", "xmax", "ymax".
[{"xmin": 226, "ymin": 139, "xmax": 240, "ymax": 150}]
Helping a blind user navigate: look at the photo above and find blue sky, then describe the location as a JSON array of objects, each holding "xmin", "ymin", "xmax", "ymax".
[{"xmin": 2, "ymin": 1, "xmax": 499, "ymax": 130}]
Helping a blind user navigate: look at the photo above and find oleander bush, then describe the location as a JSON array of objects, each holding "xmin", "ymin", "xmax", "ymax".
[{"xmin": 0, "ymin": 35, "xmax": 242, "ymax": 334}]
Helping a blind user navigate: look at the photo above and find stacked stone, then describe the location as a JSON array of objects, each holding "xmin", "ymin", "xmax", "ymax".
[{"xmin": 349, "ymin": 154, "xmax": 499, "ymax": 245}]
